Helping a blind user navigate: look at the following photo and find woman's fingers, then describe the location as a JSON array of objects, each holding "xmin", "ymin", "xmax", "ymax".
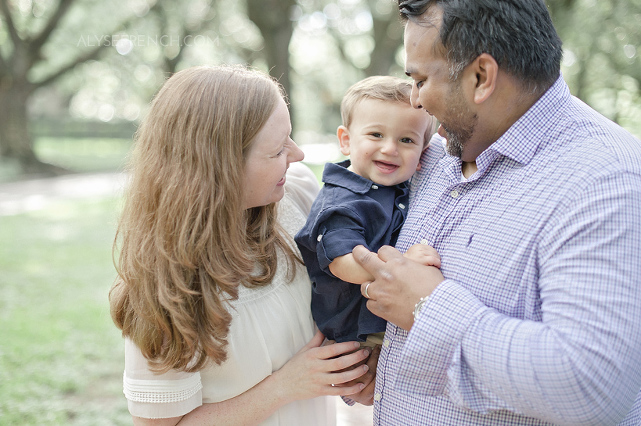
[
  {"xmin": 327, "ymin": 363, "xmax": 370, "ymax": 387},
  {"xmin": 316, "ymin": 340, "xmax": 361, "ymax": 359},
  {"xmin": 327, "ymin": 347, "xmax": 370, "ymax": 372},
  {"xmin": 300, "ymin": 330, "xmax": 326, "ymax": 352}
]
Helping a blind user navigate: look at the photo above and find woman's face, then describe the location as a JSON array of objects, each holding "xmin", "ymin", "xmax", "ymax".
[{"xmin": 242, "ymin": 97, "xmax": 305, "ymax": 210}]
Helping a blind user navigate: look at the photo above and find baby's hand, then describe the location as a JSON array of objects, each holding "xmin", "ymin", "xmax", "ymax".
[{"xmin": 404, "ymin": 243, "xmax": 441, "ymax": 268}]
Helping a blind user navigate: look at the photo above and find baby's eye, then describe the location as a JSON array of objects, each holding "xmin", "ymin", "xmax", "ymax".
[
  {"xmin": 400, "ymin": 137, "xmax": 415, "ymax": 144},
  {"xmin": 370, "ymin": 132, "xmax": 383, "ymax": 138},
  {"xmin": 416, "ymin": 80, "xmax": 424, "ymax": 89}
]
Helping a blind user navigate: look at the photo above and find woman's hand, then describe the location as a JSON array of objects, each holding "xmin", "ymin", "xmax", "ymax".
[
  {"xmin": 338, "ymin": 344, "xmax": 381, "ymax": 406},
  {"xmin": 271, "ymin": 330, "xmax": 371, "ymax": 404}
]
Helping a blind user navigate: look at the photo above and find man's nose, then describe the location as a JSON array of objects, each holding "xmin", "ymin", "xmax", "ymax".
[{"xmin": 410, "ymin": 83, "xmax": 422, "ymax": 109}]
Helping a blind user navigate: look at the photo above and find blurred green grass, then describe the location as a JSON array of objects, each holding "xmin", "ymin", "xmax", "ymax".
[
  {"xmin": 0, "ymin": 196, "xmax": 131, "ymax": 425},
  {"xmin": 36, "ymin": 138, "xmax": 132, "ymax": 173},
  {"xmin": 0, "ymin": 138, "xmax": 326, "ymax": 424},
  {"xmin": 0, "ymin": 138, "xmax": 132, "ymax": 183}
]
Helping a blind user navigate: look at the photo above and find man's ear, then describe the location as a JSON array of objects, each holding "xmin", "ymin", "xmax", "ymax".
[
  {"xmin": 337, "ymin": 125, "xmax": 351, "ymax": 156},
  {"xmin": 467, "ymin": 53, "xmax": 498, "ymax": 105}
]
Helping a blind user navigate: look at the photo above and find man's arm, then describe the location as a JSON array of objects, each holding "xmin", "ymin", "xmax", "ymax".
[{"xmin": 353, "ymin": 172, "xmax": 641, "ymax": 425}]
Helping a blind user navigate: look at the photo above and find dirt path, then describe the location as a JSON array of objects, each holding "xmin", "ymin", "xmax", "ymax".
[{"xmin": 0, "ymin": 172, "xmax": 126, "ymax": 216}]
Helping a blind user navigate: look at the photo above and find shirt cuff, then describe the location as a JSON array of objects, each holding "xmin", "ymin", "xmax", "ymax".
[{"xmin": 394, "ymin": 279, "xmax": 485, "ymax": 396}]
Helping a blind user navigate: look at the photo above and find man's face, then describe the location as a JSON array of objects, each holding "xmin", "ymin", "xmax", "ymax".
[{"xmin": 404, "ymin": 8, "xmax": 478, "ymax": 160}]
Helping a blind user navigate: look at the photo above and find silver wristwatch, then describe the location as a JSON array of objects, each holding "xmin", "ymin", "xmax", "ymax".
[{"xmin": 413, "ymin": 295, "xmax": 430, "ymax": 320}]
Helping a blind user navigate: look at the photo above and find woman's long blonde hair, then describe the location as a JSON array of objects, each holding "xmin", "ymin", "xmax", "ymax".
[{"xmin": 109, "ymin": 65, "xmax": 300, "ymax": 373}]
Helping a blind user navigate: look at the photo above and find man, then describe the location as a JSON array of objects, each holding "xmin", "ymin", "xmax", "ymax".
[{"xmin": 352, "ymin": 0, "xmax": 641, "ymax": 424}]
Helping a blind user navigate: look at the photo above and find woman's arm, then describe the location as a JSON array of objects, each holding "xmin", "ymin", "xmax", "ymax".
[{"xmin": 133, "ymin": 331, "xmax": 370, "ymax": 426}]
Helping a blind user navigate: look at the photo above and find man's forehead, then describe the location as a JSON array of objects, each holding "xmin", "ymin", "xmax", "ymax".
[{"xmin": 403, "ymin": 21, "xmax": 443, "ymax": 74}]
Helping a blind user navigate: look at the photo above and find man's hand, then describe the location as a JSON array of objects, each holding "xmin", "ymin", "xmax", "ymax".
[{"xmin": 353, "ymin": 245, "xmax": 445, "ymax": 330}]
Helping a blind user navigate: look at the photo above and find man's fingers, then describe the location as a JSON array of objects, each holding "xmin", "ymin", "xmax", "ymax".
[
  {"xmin": 352, "ymin": 245, "xmax": 385, "ymax": 274},
  {"xmin": 376, "ymin": 245, "xmax": 403, "ymax": 262}
]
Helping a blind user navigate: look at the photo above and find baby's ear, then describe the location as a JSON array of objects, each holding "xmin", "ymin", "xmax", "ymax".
[{"xmin": 337, "ymin": 125, "xmax": 351, "ymax": 156}]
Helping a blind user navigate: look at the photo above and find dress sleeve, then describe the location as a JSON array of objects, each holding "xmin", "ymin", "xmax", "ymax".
[
  {"xmin": 123, "ymin": 338, "xmax": 203, "ymax": 419},
  {"xmin": 285, "ymin": 162, "xmax": 320, "ymax": 216}
]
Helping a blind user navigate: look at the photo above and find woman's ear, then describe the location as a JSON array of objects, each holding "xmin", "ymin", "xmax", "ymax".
[{"xmin": 337, "ymin": 125, "xmax": 351, "ymax": 156}]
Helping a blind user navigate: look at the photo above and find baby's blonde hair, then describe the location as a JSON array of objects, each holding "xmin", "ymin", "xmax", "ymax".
[{"xmin": 340, "ymin": 75, "xmax": 437, "ymax": 144}]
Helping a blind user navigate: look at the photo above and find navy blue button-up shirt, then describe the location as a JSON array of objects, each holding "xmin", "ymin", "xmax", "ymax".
[{"xmin": 295, "ymin": 160, "xmax": 409, "ymax": 342}]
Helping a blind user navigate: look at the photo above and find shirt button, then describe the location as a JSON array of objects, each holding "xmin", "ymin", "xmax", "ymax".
[
  {"xmin": 383, "ymin": 339, "xmax": 390, "ymax": 347},
  {"xmin": 317, "ymin": 235, "xmax": 322, "ymax": 242},
  {"xmin": 372, "ymin": 184, "xmax": 379, "ymax": 190},
  {"xmin": 374, "ymin": 393, "xmax": 382, "ymax": 402},
  {"xmin": 398, "ymin": 203, "xmax": 406, "ymax": 209},
  {"xmin": 450, "ymin": 190, "xmax": 460, "ymax": 198},
  {"xmin": 420, "ymin": 239, "xmax": 429, "ymax": 245}
]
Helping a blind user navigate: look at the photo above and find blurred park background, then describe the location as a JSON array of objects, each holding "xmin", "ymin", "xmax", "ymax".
[{"xmin": 1, "ymin": 0, "xmax": 640, "ymax": 424}]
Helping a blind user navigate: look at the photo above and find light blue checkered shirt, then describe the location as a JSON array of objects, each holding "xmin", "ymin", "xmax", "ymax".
[{"xmin": 374, "ymin": 77, "xmax": 641, "ymax": 425}]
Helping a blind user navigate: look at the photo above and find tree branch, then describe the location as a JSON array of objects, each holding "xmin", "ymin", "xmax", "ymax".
[
  {"xmin": 30, "ymin": 0, "xmax": 76, "ymax": 55},
  {"xmin": 33, "ymin": 12, "xmax": 140, "ymax": 89},
  {"xmin": 0, "ymin": 0, "xmax": 23, "ymax": 48}
]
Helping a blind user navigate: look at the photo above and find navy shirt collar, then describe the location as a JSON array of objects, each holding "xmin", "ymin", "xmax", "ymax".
[{"xmin": 322, "ymin": 159, "xmax": 408, "ymax": 194}]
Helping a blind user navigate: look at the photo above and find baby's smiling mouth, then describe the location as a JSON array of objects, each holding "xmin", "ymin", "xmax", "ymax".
[{"xmin": 374, "ymin": 160, "xmax": 399, "ymax": 173}]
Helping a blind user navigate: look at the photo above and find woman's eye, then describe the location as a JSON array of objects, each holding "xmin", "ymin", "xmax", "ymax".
[{"xmin": 416, "ymin": 80, "xmax": 424, "ymax": 89}]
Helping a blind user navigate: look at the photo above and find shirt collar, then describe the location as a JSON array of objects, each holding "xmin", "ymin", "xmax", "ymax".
[
  {"xmin": 322, "ymin": 159, "xmax": 407, "ymax": 194},
  {"xmin": 479, "ymin": 76, "xmax": 571, "ymax": 167}
]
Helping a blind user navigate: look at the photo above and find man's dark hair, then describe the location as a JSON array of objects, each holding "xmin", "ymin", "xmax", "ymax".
[{"xmin": 398, "ymin": 0, "xmax": 563, "ymax": 94}]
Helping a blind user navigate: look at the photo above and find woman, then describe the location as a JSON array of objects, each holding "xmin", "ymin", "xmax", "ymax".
[{"xmin": 109, "ymin": 65, "xmax": 372, "ymax": 425}]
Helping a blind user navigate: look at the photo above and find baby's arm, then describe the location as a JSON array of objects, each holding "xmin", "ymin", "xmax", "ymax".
[
  {"xmin": 329, "ymin": 254, "xmax": 374, "ymax": 285},
  {"xmin": 404, "ymin": 243, "xmax": 441, "ymax": 268},
  {"xmin": 330, "ymin": 243, "xmax": 441, "ymax": 285}
]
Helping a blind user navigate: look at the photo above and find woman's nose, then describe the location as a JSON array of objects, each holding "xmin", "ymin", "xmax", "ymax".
[{"xmin": 288, "ymin": 139, "xmax": 305, "ymax": 163}]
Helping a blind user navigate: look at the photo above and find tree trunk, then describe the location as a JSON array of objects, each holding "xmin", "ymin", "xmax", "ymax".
[
  {"xmin": 0, "ymin": 79, "xmax": 66, "ymax": 174},
  {"xmin": 366, "ymin": 0, "xmax": 403, "ymax": 77},
  {"xmin": 246, "ymin": 0, "xmax": 296, "ymax": 116}
]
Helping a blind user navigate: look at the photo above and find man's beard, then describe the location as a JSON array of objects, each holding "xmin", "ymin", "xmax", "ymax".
[{"xmin": 442, "ymin": 80, "xmax": 477, "ymax": 159}]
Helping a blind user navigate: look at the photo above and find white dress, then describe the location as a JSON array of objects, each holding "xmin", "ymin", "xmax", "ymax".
[{"xmin": 122, "ymin": 163, "xmax": 336, "ymax": 425}]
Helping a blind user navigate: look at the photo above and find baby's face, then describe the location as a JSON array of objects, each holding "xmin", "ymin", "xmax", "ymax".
[{"xmin": 339, "ymin": 98, "xmax": 429, "ymax": 186}]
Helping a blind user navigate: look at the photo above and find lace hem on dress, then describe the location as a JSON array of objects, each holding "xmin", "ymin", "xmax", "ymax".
[{"xmin": 123, "ymin": 371, "xmax": 203, "ymax": 403}]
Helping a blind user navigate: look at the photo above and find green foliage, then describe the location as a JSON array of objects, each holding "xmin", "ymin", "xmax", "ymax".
[
  {"xmin": 551, "ymin": 0, "xmax": 641, "ymax": 137},
  {"xmin": 0, "ymin": 197, "xmax": 130, "ymax": 424}
]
